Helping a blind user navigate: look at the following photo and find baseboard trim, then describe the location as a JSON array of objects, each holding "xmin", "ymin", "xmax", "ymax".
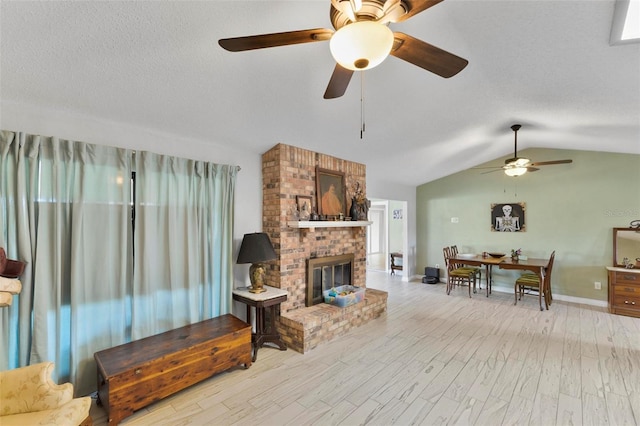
[
  {"xmin": 415, "ymin": 276, "xmax": 608, "ymax": 308},
  {"xmin": 490, "ymin": 285, "xmax": 608, "ymax": 308}
]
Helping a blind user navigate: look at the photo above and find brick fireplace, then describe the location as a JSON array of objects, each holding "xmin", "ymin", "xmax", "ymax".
[{"xmin": 262, "ymin": 144, "xmax": 387, "ymax": 353}]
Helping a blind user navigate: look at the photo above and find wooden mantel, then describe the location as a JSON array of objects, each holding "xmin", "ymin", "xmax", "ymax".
[{"xmin": 287, "ymin": 220, "xmax": 372, "ymax": 231}]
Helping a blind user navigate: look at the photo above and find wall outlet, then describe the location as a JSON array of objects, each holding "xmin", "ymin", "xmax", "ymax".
[
  {"xmin": 435, "ymin": 264, "xmax": 440, "ymax": 269},
  {"xmin": 594, "ymin": 281, "xmax": 601, "ymax": 290},
  {"xmin": 451, "ymin": 217, "xmax": 459, "ymax": 223}
]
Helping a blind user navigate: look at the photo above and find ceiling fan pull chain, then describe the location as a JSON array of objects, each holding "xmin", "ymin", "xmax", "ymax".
[{"xmin": 360, "ymin": 71, "xmax": 365, "ymax": 139}]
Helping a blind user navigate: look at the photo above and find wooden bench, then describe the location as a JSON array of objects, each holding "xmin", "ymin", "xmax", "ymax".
[{"xmin": 94, "ymin": 314, "xmax": 251, "ymax": 424}]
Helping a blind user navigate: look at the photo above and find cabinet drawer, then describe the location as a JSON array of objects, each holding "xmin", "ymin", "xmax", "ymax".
[
  {"xmin": 613, "ymin": 271, "xmax": 639, "ymax": 284},
  {"xmin": 613, "ymin": 295, "xmax": 640, "ymax": 310},
  {"xmin": 613, "ymin": 284, "xmax": 640, "ymax": 297}
]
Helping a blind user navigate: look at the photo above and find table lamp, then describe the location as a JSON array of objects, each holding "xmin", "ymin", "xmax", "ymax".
[{"xmin": 237, "ymin": 232, "xmax": 277, "ymax": 293}]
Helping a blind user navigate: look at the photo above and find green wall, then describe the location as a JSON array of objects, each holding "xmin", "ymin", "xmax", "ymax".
[{"xmin": 416, "ymin": 148, "xmax": 640, "ymax": 302}]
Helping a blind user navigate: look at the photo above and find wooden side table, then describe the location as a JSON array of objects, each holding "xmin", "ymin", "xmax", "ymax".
[
  {"xmin": 390, "ymin": 252, "xmax": 403, "ymax": 275},
  {"xmin": 232, "ymin": 285, "xmax": 288, "ymax": 361}
]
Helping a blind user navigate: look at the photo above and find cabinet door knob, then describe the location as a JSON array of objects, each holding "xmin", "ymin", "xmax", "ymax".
[{"xmin": 624, "ymin": 300, "xmax": 636, "ymax": 305}]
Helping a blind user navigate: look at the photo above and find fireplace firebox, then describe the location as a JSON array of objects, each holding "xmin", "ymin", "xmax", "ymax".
[{"xmin": 306, "ymin": 254, "xmax": 354, "ymax": 306}]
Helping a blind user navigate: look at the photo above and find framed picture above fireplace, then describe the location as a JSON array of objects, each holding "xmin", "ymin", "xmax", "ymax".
[
  {"xmin": 316, "ymin": 167, "xmax": 346, "ymax": 217},
  {"xmin": 296, "ymin": 195, "xmax": 312, "ymax": 213},
  {"xmin": 296, "ymin": 195, "xmax": 312, "ymax": 220}
]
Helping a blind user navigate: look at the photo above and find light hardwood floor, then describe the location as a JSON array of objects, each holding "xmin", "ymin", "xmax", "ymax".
[{"xmin": 90, "ymin": 271, "xmax": 640, "ymax": 425}]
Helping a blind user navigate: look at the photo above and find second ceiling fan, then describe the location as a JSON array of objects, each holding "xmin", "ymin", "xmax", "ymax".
[
  {"xmin": 218, "ymin": 0, "xmax": 468, "ymax": 99},
  {"xmin": 477, "ymin": 124, "xmax": 573, "ymax": 177}
]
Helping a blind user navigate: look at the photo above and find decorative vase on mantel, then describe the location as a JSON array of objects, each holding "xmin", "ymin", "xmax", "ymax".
[
  {"xmin": 350, "ymin": 181, "xmax": 371, "ymax": 221},
  {"xmin": 349, "ymin": 198, "xmax": 359, "ymax": 221},
  {"xmin": 350, "ymin": 197, "xmax": 370, "ymax": 221}
]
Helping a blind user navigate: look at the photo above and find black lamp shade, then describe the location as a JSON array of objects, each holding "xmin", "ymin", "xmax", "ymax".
[{"xmin": 237, "ymin": 233, "xmax": 277, "ymax": 264}]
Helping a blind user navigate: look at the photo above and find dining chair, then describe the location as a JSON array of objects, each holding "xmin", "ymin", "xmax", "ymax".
[
  {"xmin": 451, "ymin": 245, "xmax": 482, "ymax": 289},
  {"xmin": 514, "ymin": 251, "xmax": 555, "ymax": 310},
  {"xmin": 443, "ymin": 247, "xmax": 476, "ymax": 297}
]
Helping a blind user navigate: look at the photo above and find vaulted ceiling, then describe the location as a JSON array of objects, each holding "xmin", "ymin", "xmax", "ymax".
[{"xmin": 1, "ymin": 1, "xmax": 639, "ymax": 186}]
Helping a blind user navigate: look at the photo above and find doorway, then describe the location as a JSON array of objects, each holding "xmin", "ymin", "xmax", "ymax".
[
  {"xmin": 367, "ymin": 199, "xmax": 408, "ymax": 279},
  {"xmin": 367, "ymin": 202, "xmax": 387, "ymax": 271}
]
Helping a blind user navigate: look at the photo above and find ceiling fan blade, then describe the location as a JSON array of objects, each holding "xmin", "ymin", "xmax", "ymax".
[
  {"xmin": 390, "ymin": 33, "xmax": 468, "ymax": 78},
  {"xmin": 529, "ymin": 159, "xmax": 573, "ymax": 166},
  {"xmin": 481, "ymin": 168, "xmax": 504, "ymax": 175},
  {"xmin": 218, "ymin": 28, "xmax": 333, "ymax": 52},
  {"xmin": 395, "ymin": 0, "xmax": 445, "ymax": 22},
  {"xmin": 324, "ymin": 64, "xmax": 354, "ymax": 99},
  {"xmin": 526, "ymin": 167, "xmax": 540, "ymax": 172}
]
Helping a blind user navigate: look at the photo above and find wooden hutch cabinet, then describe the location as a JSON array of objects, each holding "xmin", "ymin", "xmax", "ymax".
[
  {"xmin": 607, "ymin": 267, "xmax": 640, "ymax": 318},
  {"xmin": 608, "ymin": 227, "xmax": 640, "ymax": 318}
]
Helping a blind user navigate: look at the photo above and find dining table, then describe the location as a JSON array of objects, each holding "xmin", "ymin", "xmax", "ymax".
[
  {"xmin": 499, "ymin": 257, "xmax": 551, "ymax": 311},
  {"xmin": 448, "ymin": 254, "xmax": 505, "ymax": 297},
  {"xmin": 449, "ymin": 254, "xmax": 551, "ymax": 311}
]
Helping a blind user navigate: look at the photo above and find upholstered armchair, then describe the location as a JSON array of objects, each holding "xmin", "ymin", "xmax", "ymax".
[{"xmin": 0, "ymin": 362, "xmax": 92, "ymax": 426}]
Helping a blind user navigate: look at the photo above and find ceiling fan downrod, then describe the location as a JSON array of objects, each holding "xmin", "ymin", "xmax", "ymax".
[
  {"xmin": 360, "ymin": 72, "xmax": 366, "ymax": 139},
  {"xmin": 511, "ymin": 124, "xmax": 521, "ymax": 159}
]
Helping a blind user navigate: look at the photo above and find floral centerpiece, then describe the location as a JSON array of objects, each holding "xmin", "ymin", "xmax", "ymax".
[{"xmin": 511, "ymin": 248, "xmax": 521, "ymax": 261}]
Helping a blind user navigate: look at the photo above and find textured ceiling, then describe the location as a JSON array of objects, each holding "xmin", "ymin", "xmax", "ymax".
[{"xmin": 1, "ymin": 0, "xmax": 639, "ymax": 186}]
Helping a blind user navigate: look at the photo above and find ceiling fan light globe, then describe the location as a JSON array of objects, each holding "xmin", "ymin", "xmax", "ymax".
[
  {"xmin": 504, "ymin": 167, "xmax": 527, "ymax": 177},
  {"xmin": 505, "ymin": 157, "xmax": 530, "ymax": 167},
  {"xmin": 330, "ymin": 21, "xmax": 394, "ymax": 71}
]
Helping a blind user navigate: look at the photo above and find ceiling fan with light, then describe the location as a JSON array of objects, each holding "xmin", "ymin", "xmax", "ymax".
[
  {"xmin": 218, "ymin": 0, "xmax": 468, "ymax": 99},
  {"xmin": 477, "ymin": 124, "xmax": 573, "ymax": 177}
]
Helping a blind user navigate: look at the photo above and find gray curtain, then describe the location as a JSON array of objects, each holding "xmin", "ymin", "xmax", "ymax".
[
  {"xmin": 0, "ymin": 130, "xmax": 239, "ymax": 396},
  {"xmin": 0, "ymin": 131, "xmax": 132, "ymax": 395},
  {"xmin": 131, "ymin": 150, "xmax": 238, "ymax": 339}
]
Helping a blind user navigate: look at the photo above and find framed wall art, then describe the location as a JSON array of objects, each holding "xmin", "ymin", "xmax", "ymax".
[
  {"xmin": 315, "ymin": 167, "xmax": 345, "ymax": 217},
  {"xmin": 491, "ymin": 202, "xmax": 526, "ymax": 232},
  {"xmin": 296, "ymin": 195, "xmax": 312, "ymax": 214}
]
